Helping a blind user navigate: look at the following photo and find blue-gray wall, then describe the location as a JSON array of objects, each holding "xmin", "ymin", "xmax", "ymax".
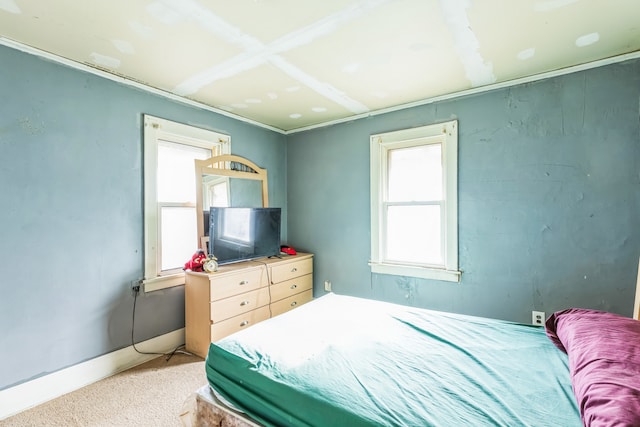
[
  {"xmin": 0, "ymin": 45, "xmax": 286, "ymax": 390},
  {"xmin": 1, "ymin": 41, "xmax": 639, "ymax": 393},
  {"xmin": 287, "ymin": 58, "xmax": 640, "ymax": 323}
]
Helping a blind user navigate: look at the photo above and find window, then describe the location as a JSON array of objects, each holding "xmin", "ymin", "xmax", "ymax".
[
  {"xmin": 204, "ymin": 176, "xmax": 230, "ymax": 208},
  {"xmin": 370, "ymin": 120, "xmax": 460, "ymax": 282},
  {"xmin": 143, "ymin": 115, "xmax": 230, "ymax": 291}
]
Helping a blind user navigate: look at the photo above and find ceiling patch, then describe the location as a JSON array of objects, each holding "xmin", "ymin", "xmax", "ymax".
[
  {"xmin": 371, "ymin": 90, "xmax": 388, "ymax": 99},
  {"xmin": 0, "ymin": 0, "xmax": 20, "ymax": 14},
  {"xmin": 112, "ymin": 39, "xmax": 135, "ymax": 55},
  {"xmin": 90, "ymin": 53, "xmax": 121, "ymax": 69},
  {"xmin": 312, "ymin": 107, "xmax": 327, "ymax": 113},
  {"xmin": 438, "ymin": 0, "xmax": 496, "ymax": 87},
  {"xmin": 289, "ymin": 113, "xmax": 302, "ymax": 119},
  {"xmin": 576, "ymin": 32, "xmax": 600, "ymax": 47},
  {"xmin": 267, "ymin": 92, "xmax": 278, "ymax": 100},
  {"xmin": 517, "ymin": 48, "xmax": 536, "ymax": 60},
  {"xmin": 129, "ymin": 21, "xmax": 154, "ymax": 39},
  {"xmin": 534, "ymin": 0, "xmax": 579, "ymax": 12},
  {"xmin": 342, "ymin": 63, "xmax": 361, "ymax": 74}
]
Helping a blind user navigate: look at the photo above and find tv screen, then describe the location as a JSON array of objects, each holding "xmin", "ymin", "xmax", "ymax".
[{"xmin": 208, "ymin": 207, "xmax": 281, "ymax": 265}]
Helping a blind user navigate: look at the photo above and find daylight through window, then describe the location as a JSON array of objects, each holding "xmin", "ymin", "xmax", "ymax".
[
  {"xmin": 370, "ymin": 120, "xmax": 460, "ymax": 282},
  {"xmin": 143, "ymin": 115, "xmax": 230, "ymax": 291}
]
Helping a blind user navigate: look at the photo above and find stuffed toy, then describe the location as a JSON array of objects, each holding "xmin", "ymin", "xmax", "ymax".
[{"xmin": 184, "ymin": 249, "xmax": 206, "ymax": 272}]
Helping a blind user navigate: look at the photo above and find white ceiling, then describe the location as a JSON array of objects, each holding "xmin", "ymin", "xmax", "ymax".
[{"xmin": 1, "ymin": 0, "xmax": 639, "ymax": 133}]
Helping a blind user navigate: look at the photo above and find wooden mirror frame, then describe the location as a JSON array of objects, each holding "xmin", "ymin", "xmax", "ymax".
[{"xmin": 195, "ymin": 154, "xmax": 269, "ymax": 253}]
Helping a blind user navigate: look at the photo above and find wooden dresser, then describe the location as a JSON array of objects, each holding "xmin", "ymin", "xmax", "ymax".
[{"xmin": 185, "ymin": 252, "xmax": 313, "ymax": 358}]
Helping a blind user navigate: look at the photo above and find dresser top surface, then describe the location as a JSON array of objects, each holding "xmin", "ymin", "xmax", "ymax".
[{"xmin": 185, "ymin": 252, "xmax": 313, "ymax": 278}]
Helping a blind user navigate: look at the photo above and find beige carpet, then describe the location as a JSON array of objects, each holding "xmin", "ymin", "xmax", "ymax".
[{"xmin": 1, "ymin": 352, "xmax": 207, "ymax": 427}]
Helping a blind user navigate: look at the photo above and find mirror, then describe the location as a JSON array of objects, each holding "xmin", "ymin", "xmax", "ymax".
[
  {"xmin": 195, "ymin": 154, "xmax": 269, "ymax": 252},
  {"xmin": 202, "ymin": 176, "xmax": 264, "ymax": 210}
]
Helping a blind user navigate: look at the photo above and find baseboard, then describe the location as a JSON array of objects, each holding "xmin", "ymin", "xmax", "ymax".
[{"xmin": 0, "ymin": 328, "xmax": 185, "ymax": 420}]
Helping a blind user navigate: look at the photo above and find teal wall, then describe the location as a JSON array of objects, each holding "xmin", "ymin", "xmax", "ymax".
[
  {"xmin": 287, "ymin": 59, "xmax": 640, "ymax": 323},
  {"xmin": 0, "ymin": 45, "xmax": 286, "ymax": 390}
]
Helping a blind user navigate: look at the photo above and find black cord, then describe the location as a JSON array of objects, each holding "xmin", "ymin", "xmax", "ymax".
[
  {"xmin": 131, "ymin": 287, "xmax": 197, "ymax": 361},
  {"xmin": 252, "ymin": 260, "xmax": 273, "ymax": 317}
]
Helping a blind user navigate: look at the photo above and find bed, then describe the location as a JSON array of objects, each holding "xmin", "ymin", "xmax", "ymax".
[
  {"xmin": 184, "ymin": 290, "xmax": 640, "ymax": 426},
  {"xmin": 205, "ymin": 293, "xmax": 579, "ymax": 426}
]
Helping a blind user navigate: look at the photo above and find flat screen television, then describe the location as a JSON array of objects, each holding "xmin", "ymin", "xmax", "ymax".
[{"xmin": 208, "ymin": 207, "xmax": 281, "ymax": 265}]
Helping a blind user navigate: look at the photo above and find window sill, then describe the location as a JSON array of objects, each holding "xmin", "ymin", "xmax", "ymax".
[
  {"xmin": 143, "ymin": 273, "xmax": 185, "ymax": 292},
  {"xmin": 369, "ymin": 262, "xmax": 461, "ymax": 283}
]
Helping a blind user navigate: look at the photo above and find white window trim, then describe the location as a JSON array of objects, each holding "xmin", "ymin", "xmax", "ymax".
[
  {"xmin": 370, "ymin": 120, "xmax": 460, "ymax": 282},
  {"xmin": 143, "ymin": 115, "xmax": 230, "ymax": 292}
]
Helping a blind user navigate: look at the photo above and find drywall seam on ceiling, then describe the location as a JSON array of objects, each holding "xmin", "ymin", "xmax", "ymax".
[
  {"xmin": 285, "ymin": 50, "xmax": 640, "ymax": 134},
  {"xmin": 0, "ymin": 0, "xmax": 20, "ymax": 14},
  {"xmin": 170, "ymin": 0, "xmax": 390, "ymax": 113},
  {"xmin": 438, "ymin": 0, "xmax": 496, "ymax": 87},
  {"xmin": 269, "ymin": 56, "xmax": 369, "ymax": 114},
  {"xmin": 174, "ymin": 50, "xmax": 267, "ymax": 94},
  {"xmin": 0, "ymin": 37, "xmax": 285, "ymax": 133},
  {"xmin": 270, "ymin": 0, "xmax": 392, "ymax": 51}
]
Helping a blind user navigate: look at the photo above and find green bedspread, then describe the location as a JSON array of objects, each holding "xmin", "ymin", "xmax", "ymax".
[{"xmin": 206, "ymin": 293, "xmax": 580, "ymax": 426}]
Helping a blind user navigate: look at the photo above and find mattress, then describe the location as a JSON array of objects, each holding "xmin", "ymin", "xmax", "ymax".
[{"xmin": 205, "ymin": 293, "xmax": 581, "ymax": 426}]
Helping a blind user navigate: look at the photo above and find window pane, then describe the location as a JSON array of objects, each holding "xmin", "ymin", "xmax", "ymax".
[
  {"xmin": 158, "ymin": 140, "xmax": 211, "ymax": 203},
  {"xmin": 160, "ymin": 206, "xmax": 197, "ymax": 271},
  {"xmin": 388, "ymin": 144, "xmax": 442, "ymax": 202},
  {"xmin": 211, "ymin": 181, "xmax": 229, "ymax": 207},
  {"xmin": 386, "ymin": 205, "xmax": 442, "ymax": 265}
]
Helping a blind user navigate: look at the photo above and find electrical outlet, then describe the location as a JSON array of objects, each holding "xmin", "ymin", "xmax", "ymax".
[
  {"xmin": 131, "ymin": 279, "xmax": 142, "ymax": 294},
  {"xmin": 324, "ymin": 280, "xmax": 332, "ymax": 292},
  {"xmin": 532, "ymin": 311, "xmax": 545, "ymax": 326}
]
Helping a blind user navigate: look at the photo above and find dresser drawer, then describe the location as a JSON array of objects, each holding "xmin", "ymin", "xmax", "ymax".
[
  {"xmin": 210, "ymin": 287, "xmax": 270, "ymax": 323},
  {"xmin": 270, "ymin": 274, "xmax": 312, "ymax": 302},
  {"xmin": 270, "ymin": 257, "xmax": 313, "ymax": 283},
  {"xmin": 210, "ymin": 268, "xmax": 267, "ymax": 301},
  {"xmin": 270, "ymin": 289, "xmax": 313, "ymax": 317},
  {"xmin": 210, "ymin": 305, "xmax": 271, "ymax": 342}
]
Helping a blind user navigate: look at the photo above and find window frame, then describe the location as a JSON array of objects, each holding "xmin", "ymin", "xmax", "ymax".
[
  {"xmin": 143, "ymin": 115, "xmax": 230, "ymax": 292},
  {"xmin": 370, "ymin": 120, "xmax": 460, "ymax": 282},
  {"xmin": 203, "ymin": 175, "xmax": 231, "ymax": 208}
]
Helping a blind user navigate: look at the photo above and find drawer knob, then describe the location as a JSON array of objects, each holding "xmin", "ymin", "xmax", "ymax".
[
  {"xmin": 290, "ymin": 301, "xmax": 297, "ymax": 307},
  {"xmin": 290, "ymin": 284, "xmax": 297, "ymax": 289},
  {"xmin": 240, "ymin": 300, "xmax": 250, "ymax": 306},
  {"xmin": 291, "ymin": 267, "xmax": 297, "ymax": 272},
  {"xmin": 239, "ymin": 280, "xmax": 248, "ymax": 285},
  {"xmin": 240, "ymin": 320, "xmax": 249, "ymax": 327}
]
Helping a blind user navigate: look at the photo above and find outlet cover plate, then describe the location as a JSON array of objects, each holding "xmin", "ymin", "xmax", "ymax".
[{"xmin": 532, "ymin": 311, "xmax": 546, "ymax": 326}]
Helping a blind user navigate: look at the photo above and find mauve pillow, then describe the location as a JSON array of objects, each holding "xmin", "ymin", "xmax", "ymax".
[{"xmin": 546, "ymin": 308, "xmax": 640, "ymax": 427}]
